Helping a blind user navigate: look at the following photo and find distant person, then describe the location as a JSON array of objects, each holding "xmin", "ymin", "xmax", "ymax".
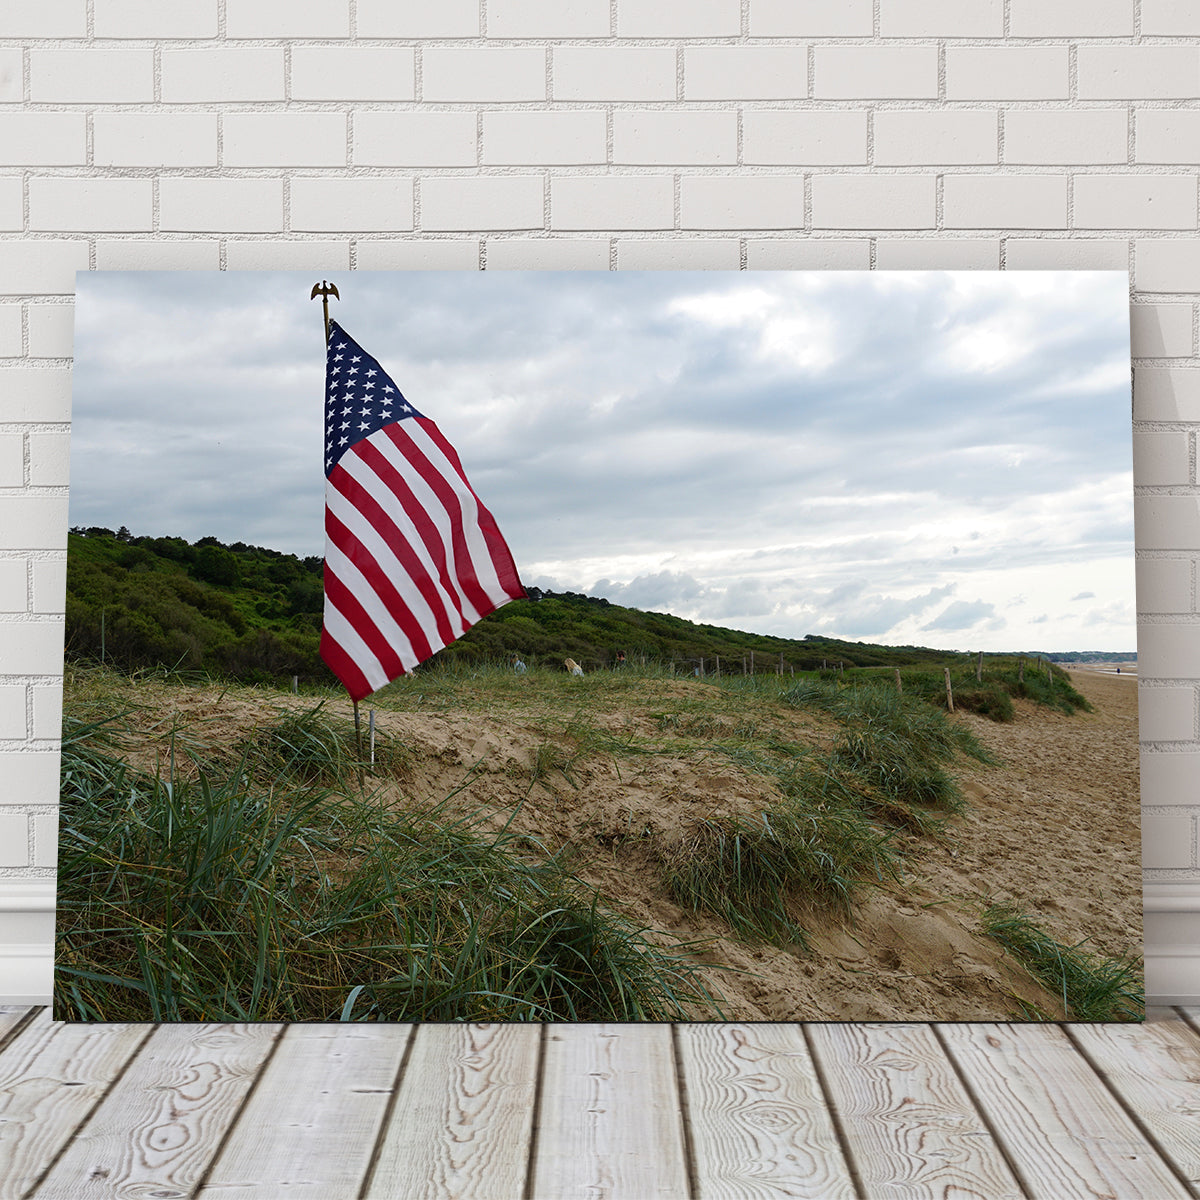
[
  {"xmin": 564, "ymin": 658, "xmax": 584, "ymax": 676},
  {"xmin": 511, "ymin": 656, "xmax": 526, "ymax": 674},
  {"xmin": 616, "ymin": 651, "xmax": 626, "ymax": 667}
]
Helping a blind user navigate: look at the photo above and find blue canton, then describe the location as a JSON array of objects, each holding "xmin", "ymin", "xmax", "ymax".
[{"xmin": 324, "ymin": 320, "xmax": 424, "ymax": 478}]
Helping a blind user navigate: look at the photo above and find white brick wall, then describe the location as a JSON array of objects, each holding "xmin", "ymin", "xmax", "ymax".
[{"xmin": 1, "ymin": 4, "xmax": 1198, "ymax": 1004}]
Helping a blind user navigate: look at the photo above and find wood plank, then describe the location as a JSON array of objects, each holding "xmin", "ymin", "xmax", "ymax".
[
  {"xmin": 29, "ymin": 1022, "xmax": 281, "ymax": 1200},
  {"xmin": 676, "ymin": 1023, "xmax": 856, "ymax": 1199},
  {"xmin": 0, "ymin": 1006, "xmax": 37, "ymax": 1051},
  {"xmin": 365, "ymin": 1023, "xmax": 539, "ymax": 1200},
  {"xmin": 807, "ymin": 1022, "xmax": 1024, "ymax": 1200},
  {"xmin": 939, "ymin": 1023, "xmax": 1193, "ymax": 1199},
  {"xmin": 1181, "ymin": 1008, "xmax": 1200, "ymax": 1037},
  {"xmin": 197, "ymin": 1023, "xmax": 414, "ymax": 1199},
  {"xmin": 530, "ymin": 1023, "xmax": 689, "ymax": 1200},
  {"xmin": 0, "ymin": 1010, "xmax": 152, "ymax": 1200},
  {"xmin": 1068, "ymin": 1020, "xmax": 1200, "ymax": 1194}
]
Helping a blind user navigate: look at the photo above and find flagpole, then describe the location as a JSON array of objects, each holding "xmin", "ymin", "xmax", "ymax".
[{"xmin": 312, "ymin": 281, "xmax": 365, "ymax": 789}]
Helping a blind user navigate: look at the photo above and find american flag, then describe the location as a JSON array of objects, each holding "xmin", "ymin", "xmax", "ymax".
[{"xmin": 319, "ymin": 320, "xmax": 525, "ymax": 701}]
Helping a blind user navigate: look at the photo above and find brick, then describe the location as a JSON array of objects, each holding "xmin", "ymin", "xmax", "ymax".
[
  {"xmin": 0, "ymin": 752, "xmax": 60, "ymax": 805},
  {"xmin": 225, "ymin": 0, "xmax": 348, "ymax": 37},
  {"xmin": 1140, "ymin": 686, "xmax": 1196, "ymax": 740},
  {"xmin": 0, "ymin": 50, "xmax": 21, "ymax": 104},
  {"xmin": 945, "ymin": 47, "xmax": 1069, "ymax": 100},
  {"xmin": 1004, "ymin": 109, "xmax": 1128, "ymax": 166},
  {"xmin": 1136, "ymin": 497, "xmax": 1200, "ymax": 549},
  {"xmin": 616, "ymin": 240, "xmax": 742, "ymax": 270},
  {"xmin": 223, "ymin": 114, "xmax": 347, "ymax": 168},
  {"xmin": 290, "ymin": 178, "xmax": 412, "ymax": 233},
  {"xmin": 813, "ymin": 46, "xmax": 937, "ymax": 100},
  {"xmin": 0, "ymin": 686, "xmax": 24, "ymax": 738},
  {"xmin": 680, "ymin": 176, "xmax": 805, "ymax": 230},
  {"xmin": 1009, "ymin": 0, "xmax": 1133, "ymax": 36},
  {"xmin": 31, "ymin": 560, "xmax": 65, "ymax": 614},
  {"xmin": 93, "ymin": 113, "xmax": 218, "ymax": 168},
  {"xmin": 1134, "ymin": 368, "xmax": 1200, "ymax": 420},
  {"xmin": 812, "ymin": 175, "xmax": 936, "ymax": 229},
  {"xmin": 160, "ymin": 178, "xmax": 283, "ymax": 233},
  {"xmin": 162, "ymin": 49, "xmax": 285, "ymax": 103},
  {"xmin": 34, "ymin": 812, "xmax": 59, "ymax": 867},
  {"xmin": 874, "ymin": 110, "xmax": 997, "ymax": 166},
  {"xmin": 1134, "ymin": 431, "xmax": 1190, "ymax": 486},
  {"xmin": 0, "ymin": 498, "xmax": 66, "ymax": 551},
  {"xmin": 0, "ymin": 560, "xmax": 25, "ymax": 612},
  {"xmin": 30, "ymin": 179, "xmax": 152, "ymax": 233},
  {"xmin": 485, "ymin": 239, "xmax": 609, "ymax": 270},
  {"xmin": 942, "ymin": 175, "xmax": 1068, "ymax": 229},
  {"xmin": 423, "ymin": 48, "xmax": 546, "ymax": 103},
  {"xmin": 290, "ymin": 48, "xmax": 415, "ymax": 102},
  {"xmin": 875, "ymin": 239, "xmax": 1000, "ymax": 269},
  {"xmin": 1074, "ymin": 175, "xmax": 1197, "ymax": 231},
  {"xmin": 617, "ymin": 0, "xmax": 738, "ymax": 37},
  {"xmin": 31, "ymin": 50, "xmax": 153, "ymax": 104},
  {"xmin": 357, "ymin": 0, "xmax": 478, "ymax": 36},
  {"xmin": 94, "ymin": 0, "xmax": 217, "ymax": 37},
  {"xmin": 0, "ymin": 114, "xmax": 86, "ymax": 166},
  {"xmin": 492, "ymin": 0, "xmax": 609, "ymax": 37},
  {"xmin": 613, "ymin": 110, "xmax": 737, "ymax": 166},
  {"xmin": 224, "ymin": 242, "xmax": 351, "ymax": 272},
  {"xmin": 421, "ymin": 176, "xmax": 543, "ymax": 232},
  {"xmin": 28, "ymin": 433, "xmax": 69, "ymax": 487},
  {"xmin": 742, "ymin": 111, "xmax": 867, "ymax": 165},
  {"xmin": 484, "ymin": 111, "xmax": 607, "ymax": 166},
  {"xmin": 21, "ymin": 307, "xmax": 70, "ymax": 360},
  {"xmin": 1142, "ymin": 812, "xmax": 1195, "ymax": 867},
  {"xmin": 1005, "ymin": 239, "xmax": 1129, "ymax": 270},
  {"xmin": 1078, "ymin": 47, "xmax": 1200, "ymax": 100},
  {"xmin": 0, "ymin": 435, "xmax": 21, "ymax": 487},
  {"xmin": 1141, "ymin": 0, "xmax": 1200, "ymax": 35},
  {"xmin": 356, "ymin": 240, "xmax": 480, "ymax": 270},
  {"xmin": 1131, "ymin": 304, "xmax": 1194, "ymax": 359},
  {"xmin": 355, "ymin": 113, "xmax": 476, "ymax": 167},
  {"xmin": 1139, "ymin": 748, "xmax": 1200, "ymax": 806},
  {"xmin": 1137, "ymin": 110, "xmax": 1200, "ymax": 166},
  {"xmin": 1137, "ymin": 240, "xmax": 1200, "ymax": 294},
  {"xmin": 0, "ymin": 620, "xmax": 65, "ymax": 669},
  {"xmin": 0, "ymin": 370, "xmax": 72, "ymax": 421},
  {"xmin": 750, "ymin": 0, "xmax": 871, "ymax": 35},
  {"xmin": 31, "ymin": 683, "xmax": 62, "ymax": 738},
  {"xmin": 0, "ymin": 815, "xmax": 28, "ymax": 866},
  {"xmin": 747, "ymin": 239, "xmax": 872, "ymax": 270},
  {"xmin": 0, "ymin": 306, "xmax": 19, "ymax": 356},
  {"xmin": 553, "ymin": 47, "xmax": 676, "ymax": 101},
  {"xmin": 1138, "ymin": 558, "xmax": 1193, "ymax": 614},
  {"xmin": 0, "ymin": 179, "xmax": 19, "ymax": 232},
  {"xmin": 95, "ymin": 241, "xmax": 219, "ymax": 271},
  {"xmin": 879, "ymin": 0, "xmax": 1002, "ymax": 37},
  {"xmin": 551, "ymin": 176, "xmax": 673, "ymax": 231},
  {"xmin": 0, "ymin": 0, "xmax": 86, "ymax": 36},
  {"xmin": 686, "ymin": 47, "xmax": 808, "ymax": 101}
]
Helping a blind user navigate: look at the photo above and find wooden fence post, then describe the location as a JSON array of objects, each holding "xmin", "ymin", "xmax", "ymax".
[
  {"xmin": 1019, "ymin": 658, "xmax": 1024, "ymax": 683},
  {"xmin": 715, "ymin": 655, "xmax": 720, "ymax": 679},
  {"xmin": 944, "ymin": 667, "xmax": 954, "ymax": 712},
  {"xmin": 778, "ymin": 652, "xmax": 784, "ymax": 675},
  {"xmin": 976, "ymin": 651, "xmax": 983, "ymax": 682},
  {"xmin": 751, "ymin": 649, "xmax": 755, "ymax": 674}
]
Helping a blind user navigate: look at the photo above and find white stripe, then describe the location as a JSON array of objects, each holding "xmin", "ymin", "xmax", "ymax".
[
  {"xmin": 321, "ymin": 600, "xmax": 390, "ymax": 694},
  {"xmin": 346, "ymin": 431, "xmax": 483, "ymax": 625},
  {"xmin": 404, "ymin": 419, "xmax": 511, "ymax": 606},
  {"xmin": 323, "ymin": 538, "xmax": 426, "ymax": 674},
  {"xmin": 326, "ymin": 468, "xmax": 468, "ymax": 645}
]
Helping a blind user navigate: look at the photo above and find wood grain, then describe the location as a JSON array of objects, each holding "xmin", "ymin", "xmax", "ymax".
[
  {"xmin": 808, "ymin": 1022, "xmax": 1024, "ymax": 1199},
  {"xmin": 530, "ymin": 1023, "xmax": 690, "ymax": 1200},
  {"xmin": 30, "ymin": 1022, "xmax": 281, "ymax": 1200},
  {"xmin": 197, "ymin": 1022, "xmax": 414, "ymax": 1199},
  {"xmin": 0, "ymin": 1010, "xmax": 152, "ymax": 1200},
  {"xmin": 676, "ymin": 1023, "xmax": 855, "ymax": 1199},
  {"xmin": 365, "ymin": 1023, "xmax": 539, "ymax": 1200},
  {"xmin": 939, "ymin": 1022, "xmax": 1194, "ymax": 1199},
  {"xmin": 1068, "ymin": 1019, "xmax": 1200, "ymax": 1193},
  {"xmin": 0, "ymin": 1006, "xmax": 35, "ymax": 1051}
]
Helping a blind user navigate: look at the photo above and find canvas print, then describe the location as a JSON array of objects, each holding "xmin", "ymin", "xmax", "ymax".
[{"xmin": 56, "ymin": 270, "xmax": 1142, "ymax": 1023}]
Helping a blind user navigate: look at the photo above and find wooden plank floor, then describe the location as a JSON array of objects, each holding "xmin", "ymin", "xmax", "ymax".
[{"xmin": 0, "ymin": 1007, "xmax": 1197, "ymax": 1199}]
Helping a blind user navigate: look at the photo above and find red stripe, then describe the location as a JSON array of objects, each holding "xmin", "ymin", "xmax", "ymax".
[
  {"xmin": 322, "ymin": 560, "xmax": 408, "ymax": 685},
  {"xmin": 328, "ymin": 459, "xmax": 462, "ymax": 646},
  {"xmin": 324, "ymin": 501, "xmax": 439, "ymax": 664},
  {"xmin": 319, "ymin": 624, "xmax": 374, "ymax": 703}
]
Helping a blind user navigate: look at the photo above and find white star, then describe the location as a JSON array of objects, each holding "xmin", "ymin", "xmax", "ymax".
[
  {"xmin": 339, "ymin": 436, "xmax": 349, "ymax": 446},
  {"xmin": 366, "ymin": 368, "xmax": 377, "ymax": 377},
  {"xmin": 359, "ymin": 421, "xmax": 371, "ymax": 430},
  {"xmin": 341, "ymin": 406, "xmax": 352, "ymax": 416},
  {"xmin": 383, "ymin": 384, "xmax": 395, "ymax": 394},
  {"xmin": 351, "ymin": 355, "xmax": 361, "ymax": 362},
  {"xmin": 360, "ymin": 406, "xmax": 372, "ymax": 416}
]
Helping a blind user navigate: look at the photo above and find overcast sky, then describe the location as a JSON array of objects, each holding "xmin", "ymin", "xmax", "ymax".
[{"xmin": 70, "ymin": 269, "xmax": 1134, "ymax": 653}]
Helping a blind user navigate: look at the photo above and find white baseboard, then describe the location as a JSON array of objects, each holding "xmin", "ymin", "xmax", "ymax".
[{"xmin": 0, "ymin": 944, "xmax": 52, "ymax": 1006}]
